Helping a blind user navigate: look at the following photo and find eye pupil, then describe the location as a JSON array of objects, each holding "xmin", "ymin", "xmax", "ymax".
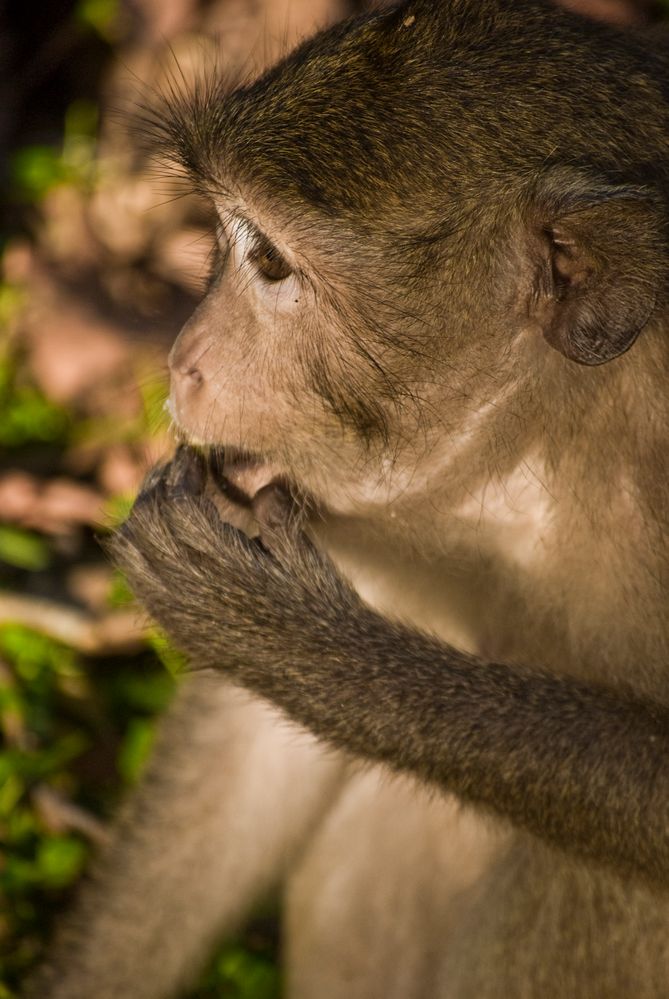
[{"xmin": 250, "ymin": 235, "xmax": 292, "ymax": 282}]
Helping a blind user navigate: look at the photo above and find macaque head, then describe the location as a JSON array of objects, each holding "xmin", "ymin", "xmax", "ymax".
[{"xmin": 162, "ymin": 0, "xmax": 669, "ymax": 515}]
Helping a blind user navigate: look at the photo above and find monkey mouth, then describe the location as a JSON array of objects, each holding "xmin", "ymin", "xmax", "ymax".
[
  {"xmin": 207, "ymin": 445, "xmax": 282, "ymax": 505},
  {"xmin": 166, "ymin": 404, "xmax": 283, "ymax": 499},
  {"xmin": 168, "ymin": 407, "xmax": 299, "ymax": 507}
]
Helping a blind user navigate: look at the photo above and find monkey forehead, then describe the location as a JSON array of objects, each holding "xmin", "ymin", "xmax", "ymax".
[{"xmin": 164, "ymin": 0, "xmax": 667, "ymax": 219}]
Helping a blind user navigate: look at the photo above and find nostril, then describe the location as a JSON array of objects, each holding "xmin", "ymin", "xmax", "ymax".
[
  {"xmin": 168, "ymin": 339, "xmax": 204, "ymax": 384},
  {"xmin": 186, "ymin": 365, "xmax": 203, "ymax": 386}
]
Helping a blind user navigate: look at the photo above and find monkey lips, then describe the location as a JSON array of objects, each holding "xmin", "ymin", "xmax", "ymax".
[{"xmin": 207, "ymin": 446, "xmax": 289, "ymax": 509}]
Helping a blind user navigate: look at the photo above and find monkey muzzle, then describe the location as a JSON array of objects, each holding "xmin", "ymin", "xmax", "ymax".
[{"xmin": 208, "ymin": 446, "xmax": 284, "ymax": 507}]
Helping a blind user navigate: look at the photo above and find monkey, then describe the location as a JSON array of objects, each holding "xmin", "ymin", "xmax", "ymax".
[{"xmin": 29, "ymin": 0, "xmax": 669, "ymax": 997}]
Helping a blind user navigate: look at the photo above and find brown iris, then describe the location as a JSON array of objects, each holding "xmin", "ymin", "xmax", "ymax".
[{"xmin": 249, "ymin": 235, "xmax": 292, "ymax": 282}]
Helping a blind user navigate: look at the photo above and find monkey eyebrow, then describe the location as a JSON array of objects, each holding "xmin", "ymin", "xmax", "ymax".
[
  {"xmin": 228, "ymin": 212, "xmax": 256, "ymax": 244},
  {"xmin": 214, "ymin": 211, "xmax": 258, "ymax": 260},
  {"xmin": 218, "ymin": 209, "xmax": 274, "ymax": 252}
]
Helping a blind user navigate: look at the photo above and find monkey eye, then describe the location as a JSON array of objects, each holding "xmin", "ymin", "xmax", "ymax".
[{"xmin": 248, "ymin": 234, "xmax": 293, "ymax": 283}]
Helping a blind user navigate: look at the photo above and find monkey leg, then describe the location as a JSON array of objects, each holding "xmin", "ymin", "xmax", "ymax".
[
  {"xmin": 28, "ymin": 679, "xmax": 345, "ymax": 999},
  {"xmin": 284, "ymin": 768, "xmax": 502, "ymax": 999}
]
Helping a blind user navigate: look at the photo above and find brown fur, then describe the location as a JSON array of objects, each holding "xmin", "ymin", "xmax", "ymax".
[{"xmin": 31, "ymin": 1, "xmax": 669, "ymax": 996}]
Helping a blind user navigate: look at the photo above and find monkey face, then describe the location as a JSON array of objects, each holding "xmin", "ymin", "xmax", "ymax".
[
  {"xmin": 163, "ymin": 0, "xmax": 668, "ymax": 517},
  {"xmin": 167, "ymin": 198, "xmax": 434, "ymax": 511},
  {"xmin": 168, "ymin": 206, "xmax": 305, "ymax": 494}
]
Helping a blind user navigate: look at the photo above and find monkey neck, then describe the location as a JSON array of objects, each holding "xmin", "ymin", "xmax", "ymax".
[{"xmin": 318, "ymin": 326, "xmax": 669, "ymax": 694}]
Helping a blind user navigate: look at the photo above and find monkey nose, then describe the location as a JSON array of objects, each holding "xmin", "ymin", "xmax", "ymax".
[
  {"xmin": 184, "ymin": 365, "xmax": 203, "ymax": 386},
  {"xmin": 168, "ymin": 342, "xmax": 204, "ymax": 386}
]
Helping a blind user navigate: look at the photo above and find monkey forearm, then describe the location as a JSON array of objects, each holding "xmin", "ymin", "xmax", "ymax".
[
  {"xmin": 129, "ymin": 553, "xmax": 669, "ymax": 888},
  {"xmin": 185, "ymin": 606, "xmax": 669, "ymax": 889}
]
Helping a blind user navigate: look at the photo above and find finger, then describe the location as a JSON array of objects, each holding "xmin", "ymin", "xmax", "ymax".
[
  {"xmin": 166, "ymin": 445, "xmax": 206, "ymax": 498},
  {"xmin": 253, "ymin": 480, "xmax": 299, "ymax": 551},
  {"xmin": 133, "ymin": 462, "xmax": 169, "ymax": 508},
  {"xmin": 208, "ymin": 448, "xmax": 254, "ymax": 509}
]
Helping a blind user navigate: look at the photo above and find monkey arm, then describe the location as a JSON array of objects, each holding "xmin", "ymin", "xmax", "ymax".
[{"xmin": 110, "ymin": 450, "xmax": 669, "ymax": 890}]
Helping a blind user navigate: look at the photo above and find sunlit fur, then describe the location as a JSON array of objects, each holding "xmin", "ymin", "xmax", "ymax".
[{"xmin": 31, "ymin": 2, "xmax": 669, "ymax": 997}]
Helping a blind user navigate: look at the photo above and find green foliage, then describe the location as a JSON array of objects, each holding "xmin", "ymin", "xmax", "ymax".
[
  {"xmin": 0, "ymin": 350, "xmax": 70, "ymax": 450},
  {"xmin": 195, "ymin": 938, "xmax": 281, "ymax": 999},
  {"xmin": 0, "ymin": 621, "xmax": 177, "ymax": 986},
  {"xmin": 0, "ymin": 284, "xmax": 23, "ymax": 328},
  {"xmin": 113, "ymin": 669, "xmax": 178, "ymax": 785},
  {"xmin": 11, "ymin": 99, "xmax": 99, "ymax": 203},
  {"xmin": 35, "ymin": 836, "xmax": 89, "ymax": 889},
  {"xmin": 0, "ymin": 527, "xmax": 51, "ymax": 571},
  {"xmin": 0, "ymin": 628, "xmax": 90, "ymax": 983},
  {"xmin": 104, "ymin": 496, "xmax": 136, "ymax": 531},
  {"xmin": 76, "ymin": 0, "xmax": 121, "ymax": 41},
  {"xmin": 70, "ymin": 373, "xmax": 169, "ymax": 460},
  {"xmin": 139, "ymin": 374, "xmax": 171, "ymax": 437},
  {"xmin": 1, "ymin": 582, "xmax": 281, "ymax": 996},
  {"xmin": 117, "ymin": 717, "xmax": 157, "ymax": 784},
  {"xmin": 111, "ymin": 668, "xmax": 175, "ymax": 714},
  {"xmin": 149, "ymin": 629, "xmax": 188, "ymax": 677},
  {"xmin": 0, "ymin": 626, "xmax": 78, "ymax": 687},
  {"xmin": 11, "ymin": 148, "xmax": 70, "ymax": 202}
]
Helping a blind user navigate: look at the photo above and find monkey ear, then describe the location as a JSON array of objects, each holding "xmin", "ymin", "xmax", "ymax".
[{"xmin": 526, "ymin": 172, "xmax": 664, "ymax": 366}]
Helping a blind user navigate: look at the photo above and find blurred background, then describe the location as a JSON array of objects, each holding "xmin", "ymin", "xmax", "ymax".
[{"xmin": 0, "ymin": 0, "xmax": 664, "ymax": 995}]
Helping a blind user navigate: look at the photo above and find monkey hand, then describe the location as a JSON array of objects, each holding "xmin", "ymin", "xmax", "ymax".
[{"xmin": 108, "ymin": 445, "xmax": 364, "ymax": 679}]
